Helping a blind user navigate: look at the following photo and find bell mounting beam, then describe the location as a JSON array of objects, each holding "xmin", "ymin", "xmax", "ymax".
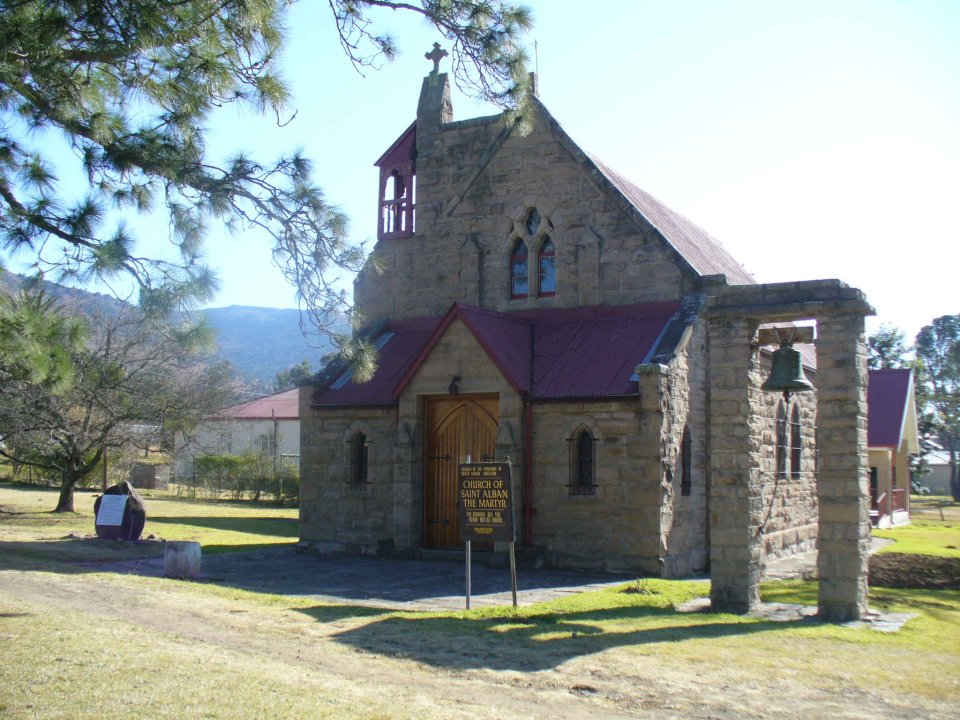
[{"xmin": 757, "ymin": 326, "xmax": 815, "ymax": 346}]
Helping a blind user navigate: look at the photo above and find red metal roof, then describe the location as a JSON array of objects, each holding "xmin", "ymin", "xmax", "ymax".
[
  {"xmin": 314, "ymin": 301, "xmax": 680, "ymax": 406},
  {"xmin": 868, "ymin": 368, "xmax": 914, "ymax": 448},
  {"xmin": 374, "ymin": 121, "xmax": 417, "ymax": 168},
  {"xmin": 311, "ymin": 316, "xmax": 438, "ymax": 406},
  {"xmin": 524, "ymin": 302, "xmax": 679, "ymax": 398},
  {"xmin": 222, "ymin": 388, "xmax": 299, "ymax": 420}
]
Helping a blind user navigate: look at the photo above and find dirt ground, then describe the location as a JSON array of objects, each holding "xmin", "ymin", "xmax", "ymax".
[{"xmin": 2, "ymin": 567, "xmax": 954, "ymax": 720}]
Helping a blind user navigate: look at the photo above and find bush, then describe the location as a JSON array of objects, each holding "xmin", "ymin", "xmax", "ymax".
[{"xmin": 188, "ymin": 453, "xmax": 299, "ymax": 501}]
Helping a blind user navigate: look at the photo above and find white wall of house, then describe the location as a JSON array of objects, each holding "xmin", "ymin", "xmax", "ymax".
[
  {"xmin": 175, "ymin": 418, "xmax": 300, "ymax": 478},
  {"xmin": 923, "ymin": 452, "xmax": 953, "ymax": 495}
]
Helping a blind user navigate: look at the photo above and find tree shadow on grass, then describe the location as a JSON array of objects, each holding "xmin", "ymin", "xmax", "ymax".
[
  {"xmin": 0, "ymin": 537, "xmax": 295, "ymax": 575},
  {"xmin": 148, "ymin": 515, "xmax": 298, "ymax": 538},
  {"xmin": 299, "ymin": 603, "xmax": 797, "ymax": 672}
]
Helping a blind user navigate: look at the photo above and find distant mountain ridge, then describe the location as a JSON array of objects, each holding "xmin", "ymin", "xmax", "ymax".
[
  {"xmin": 0, "ymin": 270, "xmax": 336, "ymax": 388},
  {"xmin": 200, "ymin": 304, "xmax": 338, "ymax": 388}
]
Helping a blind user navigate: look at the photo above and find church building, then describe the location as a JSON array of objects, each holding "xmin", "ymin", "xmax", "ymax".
[{"xmin": 300, "ymin": 56, "xmax": 875, "ymax": 620}]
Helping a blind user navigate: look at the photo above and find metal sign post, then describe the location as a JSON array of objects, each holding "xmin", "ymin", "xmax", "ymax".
[
  {"xmin": 465, "ymin": 540, "xmax": 472, "ymax": 609},
  {"xmin": 458, "ymin": 460, "xmax": 518, "ymax": 610}
]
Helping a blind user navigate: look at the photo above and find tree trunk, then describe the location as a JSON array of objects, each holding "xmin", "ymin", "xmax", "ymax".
[
  {"xmin": 54, "ymin": 470, "xmax": 81, "ymax": 513},
  {"xmin": 950, "ymin": 440, "xmax": 960, "ymax": 501}
]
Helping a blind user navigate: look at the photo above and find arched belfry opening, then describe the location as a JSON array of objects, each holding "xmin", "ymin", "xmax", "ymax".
[{"xmin": 375, "ymin": 121, "xmax": 417, "ymax": 239}]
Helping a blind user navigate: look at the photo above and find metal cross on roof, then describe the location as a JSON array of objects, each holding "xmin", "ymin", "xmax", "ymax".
[{"xmin": 425, "ymin": 42, "xmax": 448, "ymax": 74}]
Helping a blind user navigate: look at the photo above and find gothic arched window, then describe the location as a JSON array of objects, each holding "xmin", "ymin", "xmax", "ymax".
[
  {"xmin": 538, "ymin": 238, "xmax": 556, "ymax": 296},
  {"xmin": 510, "ymin": 239, "xmax": 529, "ymax": 299}
]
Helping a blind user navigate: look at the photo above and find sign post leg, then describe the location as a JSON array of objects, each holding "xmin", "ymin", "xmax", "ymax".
[
  {"xmin": 465, "ymin": 540, "xmax": 472, "ymax": 610},
  {"xmin": 509, "ymin": 541, "xmax": 518, "ymax": 608}
]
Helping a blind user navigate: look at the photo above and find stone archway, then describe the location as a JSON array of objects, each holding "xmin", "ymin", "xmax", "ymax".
[{"xmin": 704, "ymin": 280, "xmax": 874, "ymax": 621}]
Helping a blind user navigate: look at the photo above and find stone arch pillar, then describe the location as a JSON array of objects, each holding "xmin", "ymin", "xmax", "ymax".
[
  {"xmin": 814, "ymin": 312, "xmax": 871, "ymax": 620},
  {"xmin": 705, "ymin": 280, "xmax": 873, "ymax": 621},
  {"xmin": 706, "ymin": 317, "xmax": 765, "ymax": 612}
]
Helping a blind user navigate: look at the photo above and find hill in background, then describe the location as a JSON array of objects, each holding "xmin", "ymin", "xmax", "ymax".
[
  {"xmin": 0, "ymin": 270, "xmax": 336, "ymax": 389},
  {"xmin": 199, "ymin": 305, "xmax": 337, "ymax": 389}
]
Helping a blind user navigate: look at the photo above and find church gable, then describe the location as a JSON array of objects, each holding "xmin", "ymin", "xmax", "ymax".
[
  {"xmin": 356, "ymin": 71, "xmax": 752, "ymax": 322},
  {"xmin": 399, "ymin": 316, "xmax": 520, "ymax": 401}
]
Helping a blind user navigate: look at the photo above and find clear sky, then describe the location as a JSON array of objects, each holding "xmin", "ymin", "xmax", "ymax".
[{"xmin": 12, "ymin": 0, "xmax": 960, "ymax": 343}]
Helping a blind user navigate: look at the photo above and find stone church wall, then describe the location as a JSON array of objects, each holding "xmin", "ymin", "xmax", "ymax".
[
  {"xmin": 529, "ymin": 398, "xmax": 663, "ymax": 574},
  {"xmin": 754, "ymin": 372, "xmax": 820, "ymax": 560},
  {"xmin": 659, "ymin": 320, "xmax": 710, "ymax": 578}
]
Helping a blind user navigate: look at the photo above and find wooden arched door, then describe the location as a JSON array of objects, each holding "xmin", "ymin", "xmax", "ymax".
[{"xmin": 424, "ymin": 395, "xmax": 498, "ymax": 548}]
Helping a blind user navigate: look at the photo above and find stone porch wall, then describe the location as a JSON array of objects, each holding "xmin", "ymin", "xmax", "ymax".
[
  {"xmin": 299, "ymin": 401, "xmax": 399, "ymax": 554},
  {"xmin": 395, "ymin": 318, "xmax": 525, "ymax": 548}
]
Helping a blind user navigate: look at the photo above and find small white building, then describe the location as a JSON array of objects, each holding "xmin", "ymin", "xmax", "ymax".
[
  {"xmin": 923, "ymin": 450, "xmax": 954, "ymax": 496},
  {"xmin": 175, "ymin": 389, "xmax": 300, "ymax": 477}
]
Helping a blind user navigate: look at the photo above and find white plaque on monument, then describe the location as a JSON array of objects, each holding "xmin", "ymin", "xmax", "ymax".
[{"xmin": 96, "ymin": 494, "xmax": 128, "ymax": 526}]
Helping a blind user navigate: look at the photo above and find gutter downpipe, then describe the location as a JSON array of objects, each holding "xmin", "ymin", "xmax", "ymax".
[{"xmin": 524, "ymin": 397, "xmax": 533, "ymax": 547}]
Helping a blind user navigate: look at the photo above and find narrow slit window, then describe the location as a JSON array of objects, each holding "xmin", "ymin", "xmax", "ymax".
[
  {"xmin": 775, "ymin": 400, "xmax": 788, "ymax": 479},
  {"xmin": 538, "ymin": 237, "xmax": 556, "ymax": 296},
  {"xmin": 510, "ymin": 239, "xmax": 529, "ymax": 299},
  {"xmin": 569, "ymin": 426, "xmax": 596, "ymax": 496},
  {"xmin": 679, "ymin": 426, "xmax": 692, "ymax": 496},
  {"xmin": 350, "ymin": 432, "xmax": 368, "ymax": 485},
  {"xmin": 790, "ymin": 404, "xmax": 802, "ymax": 479},
  {"xmin": 525, "ymin": 208, "xmax": 541, "ymax": 235}
]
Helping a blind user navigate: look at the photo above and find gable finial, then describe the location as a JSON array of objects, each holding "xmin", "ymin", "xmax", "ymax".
[{"xmin": 425, "ymin": 42, "xmax": 448, "ymax": 74}]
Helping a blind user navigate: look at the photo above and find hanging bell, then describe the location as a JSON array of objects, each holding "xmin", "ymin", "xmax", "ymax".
[{"xmin": 762, "ymin": 345, "xmax": 814, "ymax": 394}]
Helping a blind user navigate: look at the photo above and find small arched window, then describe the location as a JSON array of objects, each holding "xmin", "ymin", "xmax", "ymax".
[
  {"xmin": 679, "ymin": 426, "xmax": 692, "ymax": 496},
  {"xmin": 790, "ymin": 404, "xmax": 802, "ymax": 478},
  {"xmin": 775, "ymin": 399, "xmax": 788, "ymax": 479},
  {"xmin": 538, "ymin": 238, "xmax": 556, "ymax": 296},
  {"xmin": 510, "ymin": 239, "xmax": 529, "ymax": 299},
  {"xmin": 350, "ymin": 432, "xmax": 368, "ymax": 485},
  {"xmin": 569, "ymin": 426, "xmax": 596, "ymax": 496}
]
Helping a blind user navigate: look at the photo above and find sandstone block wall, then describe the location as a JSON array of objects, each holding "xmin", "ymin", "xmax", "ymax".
[
  {"xmin": 355, "ymin": 98, "xmax": 699, "ymax": 322},
  {"xmin": 658, "ymin": 320, "xmax": 709, "ymax": 578},
  {"xmin": 529, "ymin": 399, "xmax": 662, "ymax": 574},
  {"xmin": 299, "ymin": 392, "xmax": 399, "ymax": 553}
]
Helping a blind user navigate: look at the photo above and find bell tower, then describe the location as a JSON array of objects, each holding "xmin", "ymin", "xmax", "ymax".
[{"xmin": 374, "ymin": 121, "xmax": 416, "ymax": 240}]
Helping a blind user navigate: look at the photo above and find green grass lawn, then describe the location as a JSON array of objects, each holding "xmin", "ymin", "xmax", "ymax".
[
  {"xmin": 1, "ymin": 483, "xmax": 959, "ymax": 718},
  {"xmin": 874, "ymin": 496, "xmax": 960, "ymax": 557},
  {"xmin": 0, "ymin": 482, "xmax": 298, "ymax": 566}
]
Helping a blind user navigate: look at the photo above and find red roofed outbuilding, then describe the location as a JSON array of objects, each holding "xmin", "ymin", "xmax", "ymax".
[{"xmin": 867, "ymin": 368, "xmax": 919, "ymax": 526}]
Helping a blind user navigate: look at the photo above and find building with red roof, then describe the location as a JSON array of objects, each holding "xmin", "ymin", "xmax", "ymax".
[
  {"xmin": 867, "ymin": 368, "xmax": 919, "ymax": 526},
  {"xmin": 299, "ymin": 59, "xmax": 872, "ymax": 602}
]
